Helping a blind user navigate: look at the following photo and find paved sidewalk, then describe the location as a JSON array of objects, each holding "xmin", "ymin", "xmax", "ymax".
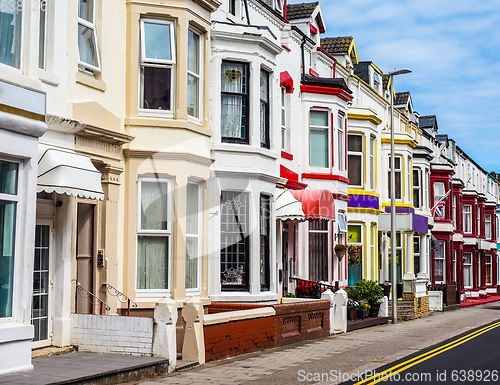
[{"xmin": 130, "ymin": 301, "xmax": 500, "ymax": 385}]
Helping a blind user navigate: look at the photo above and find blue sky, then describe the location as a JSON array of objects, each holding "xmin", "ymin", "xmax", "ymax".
[{"xmin": 288, "ymin": 0, "xmax": 500, "ymax": 171}]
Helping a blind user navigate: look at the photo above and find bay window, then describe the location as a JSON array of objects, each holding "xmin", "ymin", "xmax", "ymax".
[
  {"xmin": 485, "ymin": 255, "xmax": 492, "ymax": 285},
  {"xmin": 338, "ymin": 115, "xmax": 345, "ymax": 171},
  {"xmin": 221, "ymin": 61, "xmax": 249, "ymax": 143},
  {"xmin": 485, "ymin": 214, "xmax": 492, "ymax": 239},
  {"xmin": 433, "ymin": 181, "xmax": 445, "ymax": 207},
  {"xmin": 78, "ymin": 0, "xmax": 100, "ymax": 72},
  {"xmin": 309, "ymin": 110, "xmax": 329, "ymax": 168},
  {"xmin": 463, "ymin": 205, "xmax": 472, "ymax": 234},
  {"xmin": 463, "ymin": 253, "xmax": 472, "ymax": 287},
  {"xmin": 260, "ymin": 195, "xmax": 271, "ymax": 291},
  {"xmin": 140, "ymin": 19, "xmax": 176, "ymax": 112},
  {"xmin": 221, "ymin": 191, "xmax": 249, "ymax": 290},
  {"xmin": 348, "ymin": 134, "xmax": 363, "ymax": 187},
  {"xmin": 0, "ymin": 160, "xmax": 19, "ymax": 318},
  {"xmin": 281, "ymin": 87, "xmax": 287, "ymax": 150},
  {"xmin": 39, "ymin": 0, "xmax": 47, "ymax": 69},
  {"xmin": 136, "ymin": 177, "xmax": 172, "ymax": 292},
  {"xmin": 260, "ymin": 69, "xmax": 270, "ymax": 148},
  {"xmin": 452, "ymin": 195, "xmax": 457, "ymax": 228},
  {"xmin": 413, "ymin": 168, "xmax": 421, "ymax": 208},
  {"xmin": 369, "ymin": 136, "xmax": 375, "ymax": 189},
  {"xmin": 434, "ymin": 240, "xmax": 445, "ymax": 283},
  {"xmin": 309, "ymin": 220, "xmax": 329, "ymax": 282},
  {"xmin": 0, "ymin": 0, "xmax": 22, "ymax": 68},
  {"xmin": 388, "ymin": 155, "xmax": 402, "ymax": 199},
  {"xmin": 414, "ymin": 236, "xmax": 420, "ymax": 276},
  {"xmin": 187, "ymin": 28, "xmax": 202, "ymax": 119},
  {"xmin": 186, "ymin": 183, "xmax": 201, "ymax": 292},
  {"xmin": 477, "ymin": 207, "xmax": 481, "ymax": 236}
]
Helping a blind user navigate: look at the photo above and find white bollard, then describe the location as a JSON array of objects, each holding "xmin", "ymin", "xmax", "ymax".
[
  {"xmin": 333, "ymin": 288, "xmax": 348, "ymax": 333},
  {"xmin": 321, "ymin": 289, "xmax": 335, "ymax": 335},
  {"xmin": 378, "ymin": 296, "xmax": 388, "ymax": 317},
  {"xmin": 153, "ymin": 297, "xmax": 178, "ymax": 372}
]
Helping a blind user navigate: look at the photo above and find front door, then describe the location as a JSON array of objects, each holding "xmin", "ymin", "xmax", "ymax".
[
  {"xmin": 32, "ymin": 221, "xmax": 52, "ymax": 348},
  {"xmin": 76, "ymin": 203, "xmax": 95, "ymax": 314}
]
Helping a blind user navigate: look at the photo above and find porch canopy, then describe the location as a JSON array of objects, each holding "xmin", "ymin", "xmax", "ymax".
[
  {"xmin": 37, "ymin": 145, "xmax": 104, "ymax": 200},
  {"xmin": 290, "ymin": 189, "xmax": 336, "ymax": 221},
  {"xmin": 276, "ymin": 188, "xmax": 306, "ymax": 222}
]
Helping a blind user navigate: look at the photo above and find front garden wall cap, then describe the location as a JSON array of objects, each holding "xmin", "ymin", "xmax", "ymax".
[
  {"xmin": 37, "ymin": 145, "xmax": 104, "ymax": 200},
  {"xmin": 290, "ymin": 189, "xmax": 336, "ymax": 220},
  {"xmin": 276, "ymin": 188, "xmax": 306, "ymax": 222}
]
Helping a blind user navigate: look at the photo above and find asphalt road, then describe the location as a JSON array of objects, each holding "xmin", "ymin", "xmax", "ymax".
[{"xmin": 342, "ymin": 314, "xmax": 500, "ymax": 385}]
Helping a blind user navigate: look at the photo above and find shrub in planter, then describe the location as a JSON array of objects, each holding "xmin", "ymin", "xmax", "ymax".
[{"xmin": 354, "ymin": 279, "xmax": 383, "ymax": 306}]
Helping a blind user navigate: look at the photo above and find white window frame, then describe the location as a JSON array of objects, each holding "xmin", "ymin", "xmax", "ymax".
[
  {"xmin": 0, "ymin": 159, "xmax": 21, "ymax": 322},
  {"xmin": 414, "ymin": 236, "xmax": 420, "ymax": 276},
  {"xmin": 139, "ymin": 18, "xmax": 176, "ymax": 117},
  {"xmin": 434, "ymin": 240, "xmax": 445, "ymax": 284},
  {"xmin": 477, "ymin": 206, "xmax": 481, "ymax": 236},
  {"xmin": 338, "ymin": 114, "xmax": 345, "ymax": 172},
  {"xmin": 407, "ymin": 157, "xmax": 412, "ymax": 199},
  {"xmin": 136, "ymin": 176, "xmax": 173, "ymax": 297},
  {"xmin": 309, "ymin": 109, "xmax": 330, "ymax": 169},
  {"xmin": 485, "ymin": 254, "xmax": 492, "ymax": 285},
  {"xmin": 453, "ymin": 249, "xmax": 457, "ymax": 282},
  {"xmin": 413, "ymin": 168, "xmax": 421, "ymax": 209},
  {"xmin": 348, "ymin": 133, "xmax": 364, "ymax": 188},
  {"xmin": 485, "ymin": 214, "xmax": 492, "ymax": 240},
  {"xmin": 38, "ymin": 0, "xmax": 47, "ymax": 70},
  {"xmin": 186, "ymin": 182, "xmax": 202, "ymax": 295},
  {"xmin": 187, "ymin": 27, "xmax": 202, "ymax": 121},
  {"xmin": 371, "ymin": 224, "xmax": 376, "ymax": 279},
  {"xmin": 77, "ymin": 0, "xmax": 101, "ymax": 72},
  {"xmin": 281, "ymin": 87, "xmax": 287, "ymax": 150},
  {"xmin": 0, "ymin": 1, "xmax": 23, "ymax": 69},
  {"xmin": 373, "ymin": 71, "xmax": 381, "ymax": 93},
  {"xmin": 463, "ymin": 204, "xmax": 472, "ymax": 234},
  {"xmin": 388, "ymin": 155, "xmax": 402, "ymax": 200},
  {"xmin": 452, "ymin": 195, "xmax": 457, "ymax": 228},
  {"xmin": 463, "ymin": 252, "xmax": 473, "ymax": 288}
]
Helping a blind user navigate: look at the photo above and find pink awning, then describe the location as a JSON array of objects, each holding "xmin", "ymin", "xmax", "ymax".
[{"xmin": 290, "ymin": 189, "xmax": 336, "ymax": 220}]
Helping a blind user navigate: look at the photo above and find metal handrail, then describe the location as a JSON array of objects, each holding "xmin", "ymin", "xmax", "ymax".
[
  {"xmin": 76, "ymin": 283, "xmax": 111, "ymax": 315},
  {"xmin": 103, "ymin": 283, "xmax": 138, "ymax": 316},
  {"xmin": 292, "ymin": 277, "xmax": 337, "ymax": 299}
]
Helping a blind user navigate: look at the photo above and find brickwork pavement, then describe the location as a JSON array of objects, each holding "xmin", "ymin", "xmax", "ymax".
[{"xmin": 132, "ymin": 303, "xmax": 500, "ymax": 385}]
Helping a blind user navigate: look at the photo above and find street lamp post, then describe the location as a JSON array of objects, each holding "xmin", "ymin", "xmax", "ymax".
[{"xmin": 388, "ymin": 68, "xmax": 411, "ymax": 325}]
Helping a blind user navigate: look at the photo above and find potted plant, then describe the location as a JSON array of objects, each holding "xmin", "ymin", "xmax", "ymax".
[
  {"xmin": 353, "ymin": 279, "xmax": 383, "ymax": 317},
  {"xmin": 348, "ymin": 245, "xmax": 361, "ymax": 263},
  {"xmin": 334, "ymin": 244, "xmax": 347, "ymax": 260},
  {"xmin": 347, "ymin": 298, "xmax": 359, "ymax": 320},
  {"xmin": 357, "ymin": 302, "xmax": 370, "ymax": 319}
]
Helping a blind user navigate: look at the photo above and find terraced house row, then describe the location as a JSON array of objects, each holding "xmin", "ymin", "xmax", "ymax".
[{"xmin": 1, "ymin": 0, "xmax": 499, "ymax": 373}]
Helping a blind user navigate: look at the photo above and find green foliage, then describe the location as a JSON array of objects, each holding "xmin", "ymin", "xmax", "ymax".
[
  {"xmin": 283, "ymin": 292, "xmax": 295, "ymax": 298},
  {"xmin": 354, "ymin": 279, "xmax": 383, "ymax": 304}
]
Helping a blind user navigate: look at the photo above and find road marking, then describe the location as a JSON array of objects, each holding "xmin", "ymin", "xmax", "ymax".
[{"xmin": 354, "ymin": 321, "xmax": 500, "ymax": 385}]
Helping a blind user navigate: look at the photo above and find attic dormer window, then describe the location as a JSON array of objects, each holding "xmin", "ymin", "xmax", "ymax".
[
  {"xmin": 275, "ymin": 0, "xmax": 283, "ymax": 13},
  {"xmin": 373, "ymin": 72, "xmax": 381, "ymax": 93}
]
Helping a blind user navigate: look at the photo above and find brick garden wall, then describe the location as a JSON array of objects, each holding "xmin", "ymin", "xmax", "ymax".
[
  {"xmin": 204, "ymin": 315, "xmax": 275, "ymax": 361},
  {"xmin": 207, "ymin": 303, "xmax": 265, "ymax": 314},
  {"xmin": 71, "ymin": 314, "xmax": 153, "ymax": 356}
]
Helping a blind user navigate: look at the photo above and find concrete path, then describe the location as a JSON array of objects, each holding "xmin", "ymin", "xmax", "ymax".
[{"xmin": 131, "ymin": 302, "xmax": 500, "ymax": 385}]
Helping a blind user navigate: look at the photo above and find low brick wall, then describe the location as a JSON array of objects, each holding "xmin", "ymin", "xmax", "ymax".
[
  {"xmin": 272, "ymin": 300, "xmax": 330, "ymax": 346},
  {"xmin": 204, "ymin": 308, "xmax": 275, "ymax": 361},
  {"xmin": 207, "ymin": 302, "xmax": 265, "ymax": 314},
  {"xmin": 71, "ymin": 314, "xmax": 153, "ymax": 356}
]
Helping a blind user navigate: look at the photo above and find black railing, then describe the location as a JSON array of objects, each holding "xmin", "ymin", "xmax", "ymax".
[
  {"xmin": 76, "ymin": 283, "xmax": 111, "ymax": 315},
  {"xmin": 103, "ymin": 284, "xmax": 138, "ymax": 316},
  {"xmin": 292, "ymin": 278, "xmax": 337, "ymax": 299}
]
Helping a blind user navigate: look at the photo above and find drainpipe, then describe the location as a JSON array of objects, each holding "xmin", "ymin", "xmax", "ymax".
[
  {"xmin": 243, "ymin": 0, "xmax": 251, "ymax": 25},
  {"xmin": 301, "ymin": 37, "xmax": 306, "ymax": 79}
]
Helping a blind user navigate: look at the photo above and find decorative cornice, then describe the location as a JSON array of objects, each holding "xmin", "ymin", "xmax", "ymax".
[
  {"xmin": 124, "ymin": 149, "xmax": 213, "ymax": 166},
  {"xmin": 347, "ymin": 113, "xmax": 382, "ymax": 126},
  {"xmin": 381, "ymin": 137, "xmax": 417, "ymax": 149},
  {"xmin": 382, "ymin": 202, "xmax": 415, "ymax": 209},
  {"xmin": 300, "ymin": 85, "xmax": 353, "ymax": 102},
  {"xmin": 301, "ymin": 173, "xmax": 349, "ymax": 183},
  {"xmin": 211, "ymin": 29, "xmax": 282, "ymax": 56},
  {"xmin": 214, "ymin": 170, "xmax": 280, "ymax": 183},
  {"xmin": 77, "ymin": 125, "xmax": 134, "ymax": 146},
  {"xmin": 194, "ymin": 0, "xmax": 221, "ymax": 12},
  {"xmin": 348, "ymin": 207, "xmax": 383, "ymax": 215}
]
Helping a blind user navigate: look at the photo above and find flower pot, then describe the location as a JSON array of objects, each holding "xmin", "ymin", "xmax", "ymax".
[
  {"xmin": 335, "ymin": 249, "xmax": 346, "ymax": 260},
  {"xmin": 368, "ymin": 303, "xmax": 380, "ymax": 317},
  {"xmin": 348, "ymin": 308, "xmax": 357, "ymax": 320}
]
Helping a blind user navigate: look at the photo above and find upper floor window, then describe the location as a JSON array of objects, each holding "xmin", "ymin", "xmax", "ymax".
[
  {"xmin": 338, "ymin": 115, "xmax": 345, "ymax": 171},
  {"xmin": 463, "ymin": 204, "xmax": 472, "ymax": 234},
  {"xmin": 433, "ymin": 182, "xmax": 446, "ymax": 207},
  {"xmin": 78, "ymin": 0, "xmax": 101, "ymax": 72},
  {"xmin": 369, "ymin": 137, "xmax": 375, "ymax": 189},
  {"xmin": 0, "ymin": 160, "xmax": 19, "ymax": 318},
  {"xmin": 140, "ymin": 19, "xmax": 176, "ymax": 113},
  {"xmin": 229, "ymin": 0, "xmax": 237, "ymax": 16},
  {"xmin": 452, "ymin": 195, "xmax": 457, "ymax": 228},
  {"xmin": 388, "ymin": 155, "xmax": 402, "ymax": 199},
  {"xmin": 309, "ymin": 110, "xmax": 329, "ymax": 168},
  {"xmin": 477, "ymin": 206, "xmax": 481, "ymax": 236},
  {"xmin": 0, "ymin": 2, "xmax": 22, "ymax": 68},
  {"xmin": 485, "ymin": 214, "xmax": 492, "ymax": 239},
  {"xmin": 348, "ymin": 134, "xmax": 363, "ymax": 187},
  {"xmin": 281, "ymin": 87, "xmax": 287, "ymax": 150},
  {"xmin": 221, "ymin": 61, "xmax": 249, "ymax": 144},
  {"xmin": 413, "ymin": 168, "xmax": 421, "ymax": 208},
  {"xmin": 373, "ymin": 72, "xmax": 381, "ymax": 93},
  {"xmin": 260, "ymin": 69, "xmax": 270, "ymax": 149},
  {"xmin": 187, "ymin": 28, "xmax": 202, "ymax": 119},
  {"xmin": 39, "ymin": 0, "xmax": 47, "ymax": 69}
]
